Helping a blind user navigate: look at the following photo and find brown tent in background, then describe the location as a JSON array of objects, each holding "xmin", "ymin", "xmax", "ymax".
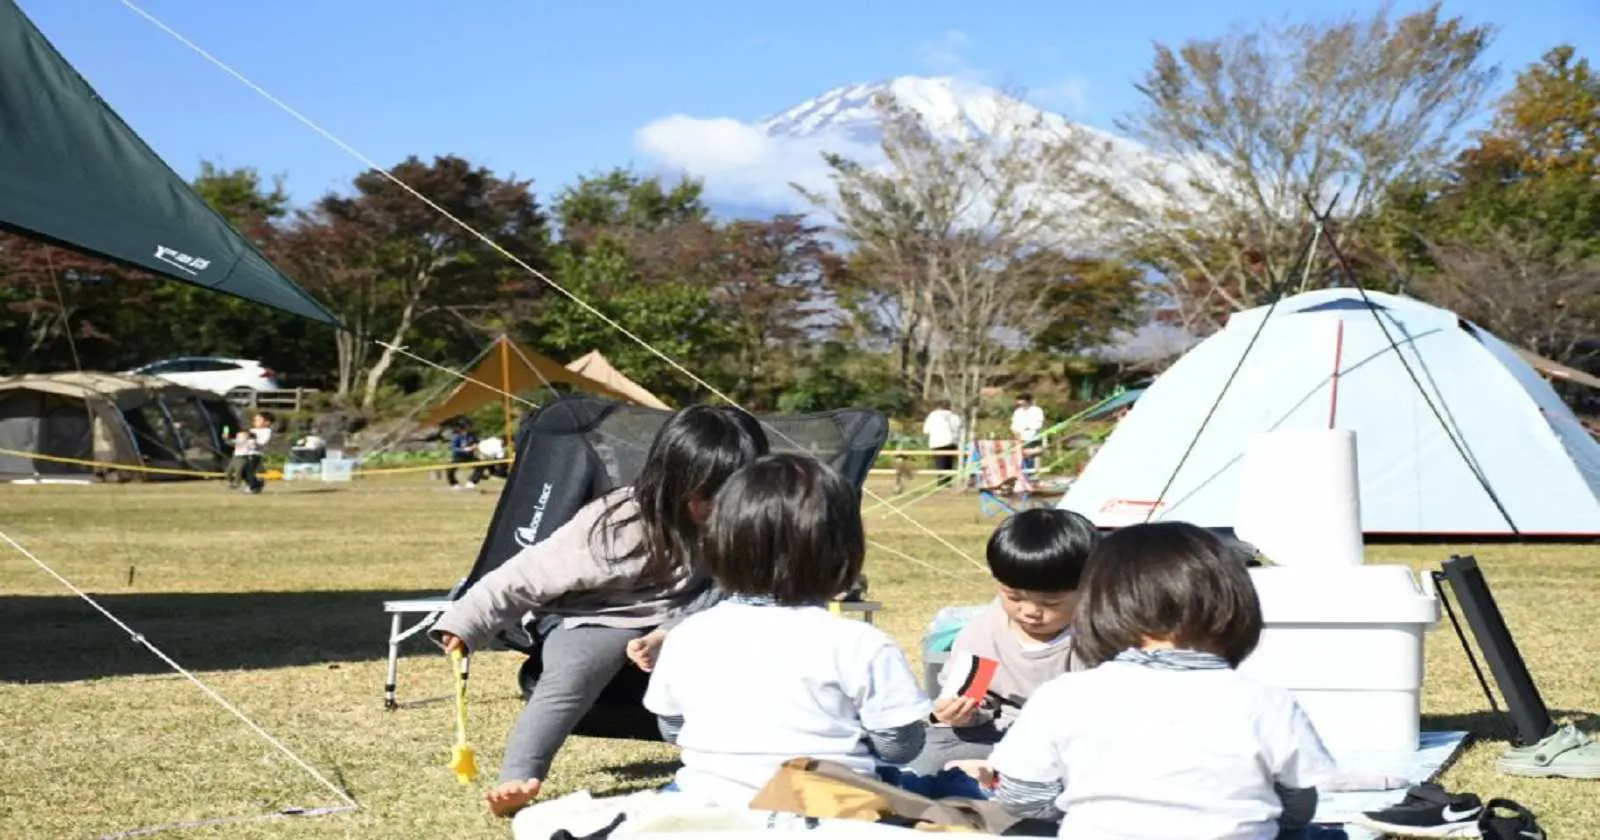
[
  {"xmin": 424, "ymin": 336, "xmax": 664, "ymax": 438},
  {"xmin": 1510, "ymin": 344, "xmax": 1600, "ymax": 391},
  {"xmin": 564, "ymin": 350, "xmax": 670, "ymax": 410}
]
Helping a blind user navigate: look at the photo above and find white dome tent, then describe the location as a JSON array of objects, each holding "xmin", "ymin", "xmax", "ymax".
[{"xmin": 1060, "ymin": 288, "xmax": 1600, "ymax": 538}]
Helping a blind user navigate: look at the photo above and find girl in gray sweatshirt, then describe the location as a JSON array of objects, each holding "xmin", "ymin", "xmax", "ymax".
[{"xmin": 432, "ymin": 404, "xmax": 769, "ymax": 818}]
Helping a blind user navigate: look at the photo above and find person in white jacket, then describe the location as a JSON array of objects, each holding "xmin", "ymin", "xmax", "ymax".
[
  {"xmin": 1010, "ymin": 394, "xmax": 1045, "ymax": 471},
  {"xmin": 923, "ymin": 401, "xmax": 963, "ymax": 487}
]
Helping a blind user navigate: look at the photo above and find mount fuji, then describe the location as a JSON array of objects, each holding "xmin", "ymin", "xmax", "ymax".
[
  {"xmin": 634, "ymin": 76, "xmax": 1198, "ymax": 362},
  {"xmin": 633, "ymin": 75, "xmax": 1167, "ymax": 216}
]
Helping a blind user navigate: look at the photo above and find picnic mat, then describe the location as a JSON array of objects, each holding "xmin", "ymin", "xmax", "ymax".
[
  {"xmin": 1315, "ymin": 730, "xmax": 1472, "ymax": 839},
  {"xmin": 514, "ymin": 731, "xmax": 1472, "ymax": 840}
]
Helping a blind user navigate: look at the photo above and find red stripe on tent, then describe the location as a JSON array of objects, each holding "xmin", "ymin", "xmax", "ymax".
[{"xmin": 1328, "ymin": 318, "xmax": 1345, "ymax": 428}]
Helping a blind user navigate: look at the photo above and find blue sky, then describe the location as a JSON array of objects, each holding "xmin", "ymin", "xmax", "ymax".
[{"xmin": 21, "ymin": 0, "xmax": 1600, "ymax": 212}]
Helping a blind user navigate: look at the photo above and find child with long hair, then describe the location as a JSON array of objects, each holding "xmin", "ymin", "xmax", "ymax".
[
  {"xmin": 987, "ymin": 522, "xmax": 1336, "ymax": 839},
  {"xmin": 642, "ymin": 453, "xmax": 931, "ymax": 806},
  {"xmin": 433, "ymin": 404, "xmax": 769, "ymax": 817}
]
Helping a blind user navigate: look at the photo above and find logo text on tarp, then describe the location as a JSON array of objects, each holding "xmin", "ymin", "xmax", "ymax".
[{"xmin": 154, "ymin": 245, "xmax": 212, "ymax": 275}]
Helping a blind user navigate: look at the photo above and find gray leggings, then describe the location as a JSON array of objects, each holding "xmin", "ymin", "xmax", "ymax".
[
  {"xmin": 906, "ymin": 722, "xmax": 1005, "ymax": 775},
  {"xmin": 501, "ymin": 620, "xmax": 647, "ymax": 782}
]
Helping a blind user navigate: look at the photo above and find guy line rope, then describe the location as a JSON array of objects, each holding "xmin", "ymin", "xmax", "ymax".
[
  {"xmin": 117, "ymin": 0, "xmax": 985, "ymax": 572},
  {"xmin": 2, "ymin": 6, "xmax": 1000, "ymax": 830}
]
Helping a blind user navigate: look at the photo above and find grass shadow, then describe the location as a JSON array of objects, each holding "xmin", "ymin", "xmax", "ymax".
[
  {"xmin": 594, "ymin": 758, "xmax": 680, "ymax": 796},
  {"xmin": 604, "ymin": 758, "xmax": 679, "ymax": 782},
  {"xmin": 1422, "ymin": 708, "xmax": 1600, "ymax": 744},
  {"xmin": 0, "ymin": 589, "xmax": 442, "ymax": 683}
]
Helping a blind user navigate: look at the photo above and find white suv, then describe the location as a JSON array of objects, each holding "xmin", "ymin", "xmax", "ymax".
[{"xmin": 127, "ymin": 357, "xmax": 280, "ymax": 397}]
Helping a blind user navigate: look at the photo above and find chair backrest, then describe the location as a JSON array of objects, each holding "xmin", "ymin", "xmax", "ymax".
[
  {"xmin": 971, "ymin": 439, "xmax": 1033, "ymax": 493},
  {"xmin": 460, "ymin": 395, "xmax": 890, "ymax": 593}
]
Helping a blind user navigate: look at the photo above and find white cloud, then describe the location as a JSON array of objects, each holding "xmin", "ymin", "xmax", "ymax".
[{"xmin": 633, "ymin": 115, "xmax": 882, "ymax": 212}]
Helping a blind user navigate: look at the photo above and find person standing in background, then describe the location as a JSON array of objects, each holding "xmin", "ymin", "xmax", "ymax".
[
  {"xmin": 923, "ymin": 400, "xmax": 964, "ymax": 487},
  {"xmin": 1010, "ymin": 393, "xmax": 1045, "ymax": 472}
]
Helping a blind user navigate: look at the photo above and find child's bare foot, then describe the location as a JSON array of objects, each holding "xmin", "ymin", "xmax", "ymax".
[{"xmin": 485, "ymin": 779, "xmax": 541, "ymax": 818}]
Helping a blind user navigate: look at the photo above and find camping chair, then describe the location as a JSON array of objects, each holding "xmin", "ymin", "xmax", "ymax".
[
  {"xmin": 459, "ymin": 395, "xmax": 890, "ymax": 741},
  {"xmin": 969, "ymin": 439, "xmax": 1039, "ymax": 517}
]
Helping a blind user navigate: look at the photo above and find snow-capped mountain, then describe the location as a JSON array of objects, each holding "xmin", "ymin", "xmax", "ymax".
[
  {"xmin": 748, "ymin": 76, "xmax": 1192, "ymax": 218},
  {"xmin": 758, "ymin": 76, "xmax": 1089, "ymax": 146},
  {"xmin": 633, "ymin": 75, "xmax": 1198, "ymax": 362},
  {"xmin": 636, "ymin": 74, "xmax": 1206, "ymax": 226},
  {"xmin": 758, "ymin": 76, "xmax": 1031, "ymax": 144}
]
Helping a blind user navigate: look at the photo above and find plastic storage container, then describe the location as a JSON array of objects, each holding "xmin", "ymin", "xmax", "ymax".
[
  {"xmin": 1240, "ymin": 564, "xmax": 1439, "ymax": 754},
  {"xmin": 320, "ymin": 458, "xmax": 354, "ymax": 482},
  {"xmin": 282, "ymin": 462, "xmax": 321, "ymax": 481}
]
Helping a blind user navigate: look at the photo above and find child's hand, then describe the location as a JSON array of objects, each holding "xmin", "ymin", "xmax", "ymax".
[
  {"xmin": 626, "ymin": 628, "xmax": 668, "ymax": 672},
  {"xmin": 438, "ymin": 632, "xmax": 467, "ymax": 657},
  {"xmin": 944, "ymin": 759, "xmax": 997, "ymax": 789},
  {"xmin": 932, "ymin": 695, "xmax": 980, "ymax": 727}
]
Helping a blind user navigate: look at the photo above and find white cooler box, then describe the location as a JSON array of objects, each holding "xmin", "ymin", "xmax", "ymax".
[{"xmin": 1239, "ymin": 564, "xmax": 1439, "ymax": 755}]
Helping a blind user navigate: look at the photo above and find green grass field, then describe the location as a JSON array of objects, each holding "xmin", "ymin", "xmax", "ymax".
[{"xmin": 1, "ymin": 476, "xmax": 1596, "ymax": 838}]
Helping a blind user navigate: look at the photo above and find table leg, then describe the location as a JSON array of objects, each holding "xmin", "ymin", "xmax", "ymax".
[{"xmin": 385, "ymin": 611, "xmax": 402, "ymax": 710}]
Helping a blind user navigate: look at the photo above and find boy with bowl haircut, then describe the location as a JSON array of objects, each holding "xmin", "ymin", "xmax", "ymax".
[{"xmin": 907, "ymin": 507, "xmax": 1099, "ymax": 776}]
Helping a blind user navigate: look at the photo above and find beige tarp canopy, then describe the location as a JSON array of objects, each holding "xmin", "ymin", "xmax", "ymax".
[
  {"xmin": 423, "ymin": 337, "xmax": 668, "ymax": 434},
  {"xmin": 564, "ymin": 350, "xmax": 670, "ymax": 410},
  {"xmin": 1511, "ymin": 344, "xmax": 1600, "ymax": 390},
  {"xmin": 0, "ymin": 372, "xmax": 238, "ymax": 479}
]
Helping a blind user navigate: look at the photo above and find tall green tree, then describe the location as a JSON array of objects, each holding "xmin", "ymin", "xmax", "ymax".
[
  {"xmin": 286, "ymin": 155, "xmax": 552, "ymax": 409},
  {"xmin": 800, "ymin": 91, "xmax": 1102, "ymax": 429},
  {"xmin": 524, "ymin": 170, "xmax": 740, "ymax": 404},
  {"xmin": 1375, "ymin": 46, "xmax": 1600, "ymax": 368},
  {"xmin": 708, "ymin": 215, "xmax": 842, "ymax": 407},
  {"xmin": 1052, "ymin": 2, "xmax": 1499, "ymax": 332},
  {"xmin": 1032, "ymin": 259, "xmax": 1149, "ymax": 359}
]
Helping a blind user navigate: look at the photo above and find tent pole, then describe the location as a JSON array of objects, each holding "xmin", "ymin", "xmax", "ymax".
[{"xmin": 499, "ymin": 336, "xmax": 513, "ymax": 446}]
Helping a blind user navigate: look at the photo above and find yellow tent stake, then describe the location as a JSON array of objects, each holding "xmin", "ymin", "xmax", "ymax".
[{"xmin": 446, "ymin": 649, "xmax": 477, "ymax": 785}]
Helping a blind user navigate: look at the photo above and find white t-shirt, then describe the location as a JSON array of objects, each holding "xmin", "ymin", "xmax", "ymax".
[
  {"xmin": 988, "ymin": 662, "xmax": 1336, "ymax": 840},
  {"xmin": 643, "ymin": 601, "xmax": 932, "ymax": 807},
  {"xmin": 923, "ymin": 409, "xmax": 963, "ymax": 449},
  {"xmin": 1010, "ymin": 405, "xmax": 1044, "ymax": 441}
]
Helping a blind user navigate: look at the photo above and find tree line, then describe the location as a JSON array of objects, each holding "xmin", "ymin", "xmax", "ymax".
[{"xmin": 2, "ymin": 2, "xmax": 1595, "ymax": 425}]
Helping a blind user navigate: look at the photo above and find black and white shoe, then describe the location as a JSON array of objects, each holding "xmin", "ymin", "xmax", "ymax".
[
  {"xmin": 1350, "ymin": 782, "xmax": 1484, "ymax": 837},
  {"xmin": 1478, "ymin": 799, "xmax": 1544, "ymax": 840}
]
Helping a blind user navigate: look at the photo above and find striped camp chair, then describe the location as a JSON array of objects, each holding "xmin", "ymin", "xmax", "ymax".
[{"xmin": 970, "ymin": 439, "xmax": 1038, "ymax": 516}]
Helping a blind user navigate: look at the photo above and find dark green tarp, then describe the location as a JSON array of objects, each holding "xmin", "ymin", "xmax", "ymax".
[{"xmin": 0, "ymin": 0, "xmax": 338, "ymax": 324}]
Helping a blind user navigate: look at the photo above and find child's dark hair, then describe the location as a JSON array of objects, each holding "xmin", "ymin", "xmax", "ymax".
[
  {"xmin": 703, "ymin": 453, "xmax": 864, "ymax": 606},
  {"xmin": 594, "ymin": 404, "xmax": 769, "ymax": 583},
  {"xmin": 987, "ymin": 508, "xmax": 1099, "ymax": 592},
  {"xmin": 1073, "ymin": 522, "xmax": 1262, "ymax": 668}
]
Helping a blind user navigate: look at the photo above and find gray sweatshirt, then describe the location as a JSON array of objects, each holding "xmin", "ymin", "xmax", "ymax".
[
  {"xmin": 936, "ymin": 600, "xmax": 1083, "ymax": 731},
  {"xmin": 430, "ymin": 490, "xmax": 713, "ymax": 653}
]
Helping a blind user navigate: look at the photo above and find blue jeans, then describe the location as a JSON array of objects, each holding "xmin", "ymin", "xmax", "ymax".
[{"xmin": 876, "ymin": 765, "xmax": 990, "ymax": 799}]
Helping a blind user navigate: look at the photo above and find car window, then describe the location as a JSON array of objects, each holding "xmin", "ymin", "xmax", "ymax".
[{"xmin": 189, "ymin": 359, "xmax": 241, "ymax": 372}]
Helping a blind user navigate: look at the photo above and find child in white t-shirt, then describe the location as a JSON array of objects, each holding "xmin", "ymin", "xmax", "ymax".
[
  {"xmin": 643, "ymin": 453, "xmax": 932, "ymax": 807},
  {"xmin": 986, "ymin": 522, "xmax": 1337, "ymax": 840}
]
